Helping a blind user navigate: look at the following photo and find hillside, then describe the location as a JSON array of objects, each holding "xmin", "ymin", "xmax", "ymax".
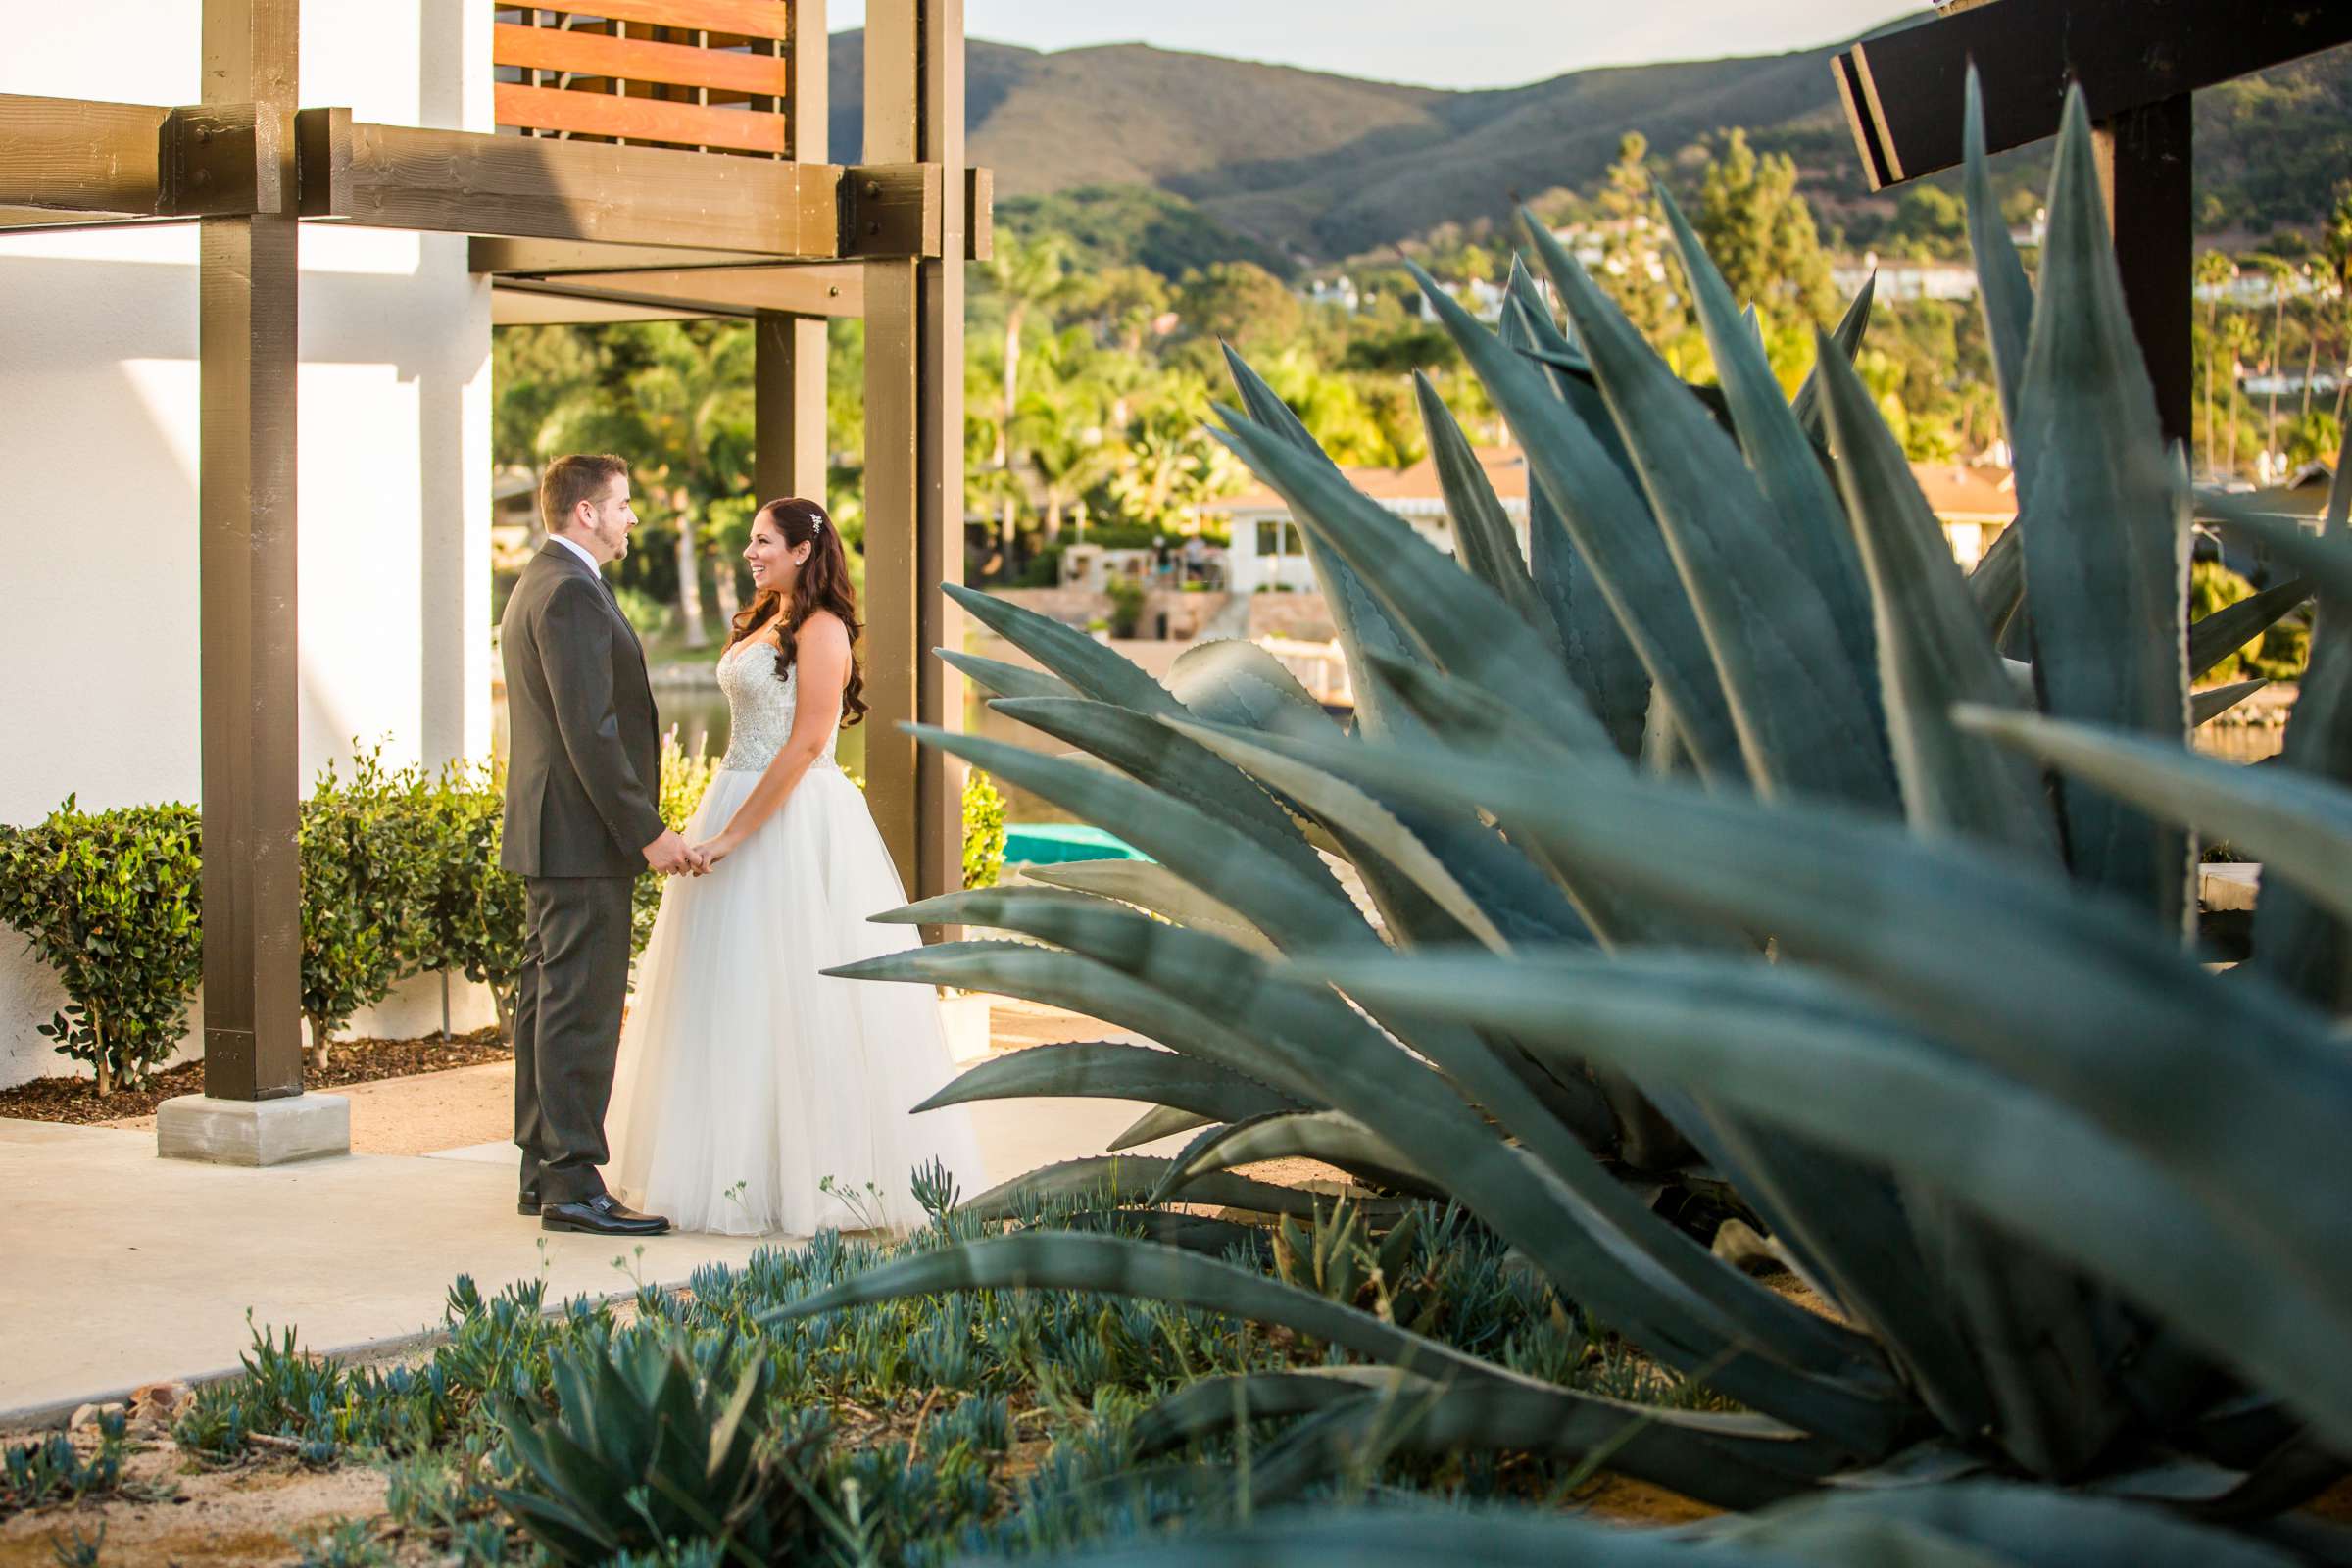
[{"xmin": 825, "ymin": 26, "xmax": 2352, "ymax": 270}]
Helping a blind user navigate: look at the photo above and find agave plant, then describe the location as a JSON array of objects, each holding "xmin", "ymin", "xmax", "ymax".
[
  {"xmin": 769, "ymin": 75, "xmax": 2352, "ymax": 1544},
  {"xmin": 494, "ymin": 1327, "xmax": 828, "ymax": 1567}
]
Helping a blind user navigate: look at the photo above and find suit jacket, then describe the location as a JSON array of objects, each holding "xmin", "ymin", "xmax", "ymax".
[{"xmin": 500, "ymin": 541, "xmax": 665, "ymax": 878}]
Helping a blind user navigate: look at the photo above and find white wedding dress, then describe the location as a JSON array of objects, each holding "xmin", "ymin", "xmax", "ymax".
[{"xmin": 605, "ymin": 636, "xmax": 985, "ymax": 1237}]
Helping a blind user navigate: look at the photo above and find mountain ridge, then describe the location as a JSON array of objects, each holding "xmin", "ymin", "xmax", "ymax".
[{"xmin": 824, "ymin": 27, "xmax": 2352, "ymax": 269}]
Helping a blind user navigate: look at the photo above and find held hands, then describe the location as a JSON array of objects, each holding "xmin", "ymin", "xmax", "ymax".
[
  {"xmin": 689, "ymin": 830, "xmax": 741, "ymax": 871},
  {"xmin": 642, "ymin": 827, "xmax": 710, "ymax": 877}
]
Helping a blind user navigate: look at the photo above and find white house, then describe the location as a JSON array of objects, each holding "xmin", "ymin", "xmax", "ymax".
[
  {"xmin": 1208, "ymin": 445, "xmax": 1534, "ymax": 594},
  {"xmin": 1211, "ymin": 444, "xmax": 2019, "ymax": 586},
  {"xmin": 0, "ymin": 0, "xmax": 497, "ymax": 1085}
]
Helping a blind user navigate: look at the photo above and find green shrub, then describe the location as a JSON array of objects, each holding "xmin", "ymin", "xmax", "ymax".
[
  {"xmin": 419, "ymin": 762, "xmax": 529, "ymax": 1042},
  {"xmin": 300, "ymin": 748, "xmax": 441, "ymax": 1068},
  {"xmin": 0, "ymin": 800, "xmax": 202, "ymax": 1094},
  {"xmin": 1106, "ymin": 575, "xmax": 1149, "ymax": 638},
  {"xmin": 961, "ymin": 768, "xmax": 1008, "ymax": 889}
]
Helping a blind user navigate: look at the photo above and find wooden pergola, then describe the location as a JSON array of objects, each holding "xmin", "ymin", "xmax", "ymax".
[
  {"xmin": 1834, "ymin": 0, "xmax": 2352, "ymax": 450},
  {"xmin": 0, "ymin": 0, "xmax": 985, "ymax": 1123}
]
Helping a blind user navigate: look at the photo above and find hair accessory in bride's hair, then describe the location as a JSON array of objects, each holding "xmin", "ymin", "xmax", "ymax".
[{"xmin": 809, "ymin": 514, "xmax": 823, "ymax": 534}]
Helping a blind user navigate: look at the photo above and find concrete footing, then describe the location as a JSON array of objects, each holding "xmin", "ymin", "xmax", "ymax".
[{"xmin": 155, "ymin": 1093, "xmax": 351, "ymax": 1165}]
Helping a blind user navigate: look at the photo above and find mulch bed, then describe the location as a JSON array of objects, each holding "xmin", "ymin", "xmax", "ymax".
[{"xmin": 0, "ymin": 1029, "xmax": 511, "ymax": 1126}]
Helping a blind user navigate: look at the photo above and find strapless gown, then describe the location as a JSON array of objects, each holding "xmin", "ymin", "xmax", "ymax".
[{"xmin": 605, "ymin": 638, "xmax": 984, "ymax": 1236}]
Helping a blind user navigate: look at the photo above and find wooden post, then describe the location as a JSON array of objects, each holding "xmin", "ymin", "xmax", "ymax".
[
  {"xmin": 200, "ymin": 0, "xmax": 304, "ymax": 1102},
  {"xmin": 862, "ymin": 0, "xmax": 966, "ymax": 900},
  {"xmin": 2095, "ymin": 95, "xmax": 2195, "ymax": 451},
  {"xmin": 755, "ymin": 0, "xmax": 827, "ymax": 514}
]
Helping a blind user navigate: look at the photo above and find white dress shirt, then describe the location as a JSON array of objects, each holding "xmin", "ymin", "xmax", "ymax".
[{"xmin": 549, "ymin": 533, "xmax": 602, "ymax": 574}]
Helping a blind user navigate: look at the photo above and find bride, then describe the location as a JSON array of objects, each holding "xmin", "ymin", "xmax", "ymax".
[{"xmin": 606, "ymin": 497, "xmax": 984, "ymax": 1237}]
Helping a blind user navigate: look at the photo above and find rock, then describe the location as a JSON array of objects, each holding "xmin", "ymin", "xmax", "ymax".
[
  {"xmin": 130, "ymin": 1380, "xmax": 191, "ymax": 1426},
  {"xmin": 68, "ymin": 1400, "xmax": 124, "ymax": 1432},
  {"xmin": 1711, "ymin": 1218, "xmax": 1788, "ymax": 1276}
]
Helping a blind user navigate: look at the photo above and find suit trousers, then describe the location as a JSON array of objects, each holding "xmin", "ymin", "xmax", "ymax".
[{"xmin": 514, "ymin": 875, "xmax": 636, "ymax": 1205}]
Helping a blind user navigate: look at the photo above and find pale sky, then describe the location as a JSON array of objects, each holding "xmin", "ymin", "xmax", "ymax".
[{"xmin": 825, "ymin": 2, "xmax": 1921, "ymax": 90}]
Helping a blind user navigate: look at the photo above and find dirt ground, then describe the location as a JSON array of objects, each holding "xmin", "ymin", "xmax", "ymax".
[{"xmin": 0, "ymin": 1032, "xmax": 510, "ymax": 1128}]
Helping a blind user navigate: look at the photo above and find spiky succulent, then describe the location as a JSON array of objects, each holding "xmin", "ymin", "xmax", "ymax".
[{"xmin": 769, "ymin": 74, "xmax": 2352, "ymax": 1559}]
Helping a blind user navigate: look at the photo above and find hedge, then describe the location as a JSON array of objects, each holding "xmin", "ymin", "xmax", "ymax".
[{"xmin": 0, "ymin": 748, "xmax": 1010, "ymax": 1088}]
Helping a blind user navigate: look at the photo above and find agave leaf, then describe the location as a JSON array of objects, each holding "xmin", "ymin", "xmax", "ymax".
[
  {"xmin": 1209, "ymin": 404, "xmax": 1616, "ymax": 756},
  {"xmin": 902, "ymin": 724, "xmax": 1360, "ymax": 951},
  {"xmin": 1413, "ymin": 244, "xmax": 1748, "ymax": 784},
  {"xmin": 1217, "ymin": 349, "xmax": 1423, "ymax": 740},
  {"xmin": 1494, "ymin": 293, "xmax": 1656, "ymax": 761},
  {"xmin": 1654, "ymin": 181, "xmax": 1875, "ymax": 681},
  {"xmin": 987, "ymin": 695, "xmax": 1335, "ymax": 892},
  {"xmin": 2192, "ymin": 496, "xmax": 2352, "ymax": 607},
  {"xmin": 1163, "ymin": 638, "xmax": 1338, "ymax": 741},
  {"xmin": 1017, "ymin": 858, "xmax": 1275, "ymax": 954},
  {"xmin": 1964, "ymin": 69, "xmax": 2037, "ymax": 447},
  {"xmin": 943, "ymin": 581, "xmax": 1182, "ymax": 718},
  {"xmin": 1108, "ymin": 1104, "xmax": 1219, "ymax": 1152},
  {"xmin": 1969, "ymin": 523, "xmax": 2028, "ymax": 644},
  {"xmin": 2249, "ymin": 429, "xmax": 2352, "ymax": 1009},
  {"xmin": 953, "ymin": 1155, "xmax": 1331, "ymax": 1223},
  {"xmin": 1955, "ymin": 707, "xmax": 2352, "ymax": 925},
  {"xmin": 2192, "ymin": 680, "xmax": 2269, "ymax": 728},
  {"xmin": 1788, "ymin": 271, "xmax": 1878, "ymax": 447},
  {"xmin": 1304, "ymin": 949, "xmax": 2132, "ymax": 1471},
  {"xmin": 1002, "ymin": 1509, "xmax": 1779, "ymax": 1568},
  {"xmin": 1733, "ymin": 1480, "xmax": 2310, "ymax": 1568},
  {"xmin": 1282, "ymin": 745, "xmax": 2352, "ymax": 1340},
  {"xmin": 2188, "ymin": 578, "xmax": 2313, "ymax": 681},
  {"xmin": 1410, "ymin": 369, "xmax": 1550, "ymax": 639},
  {"xmin": 870, "ymin": 879, "xmax": 1899, "ymax": 1443},
  {"xmin": 1246, "ymin": 1379, "xmax": 1845, "ymax": 1515},
  {"xmin": 1505, "ymin": 244, "xmax": 1897, "ymax": 808},
  {"xmin": 1814, "ymin": 328, "xmax": 2057, "ymax": 858},
  {"xmin": 934, "ymin": 647, "xmax": 1076, "ymax": 704},
  {"xmin": 1162, "ymin": 1109, "xmax": 1445, "ymax": 1199},
  {"xmin": 907, "ymin": 1038, "xmax": 1302, "ymax": 1123},
  {"xmin": 2012, "ymin": 87, "xmax": 2191, "ymax": 929},
  {"xmin": 1050, "ymin": 1207, "xmax": 1273, "ymax": 1259},
  {"xmin": 1311, "ymin": 946, "xmax": 2352, "ymax": 1457},
  {"xmin": 761, "ymin": 1231, "xmax": 1540, "ymax": 1389}
]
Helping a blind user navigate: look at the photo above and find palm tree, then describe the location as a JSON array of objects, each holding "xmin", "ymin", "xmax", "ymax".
[
  {"xmin": 2250, "ymin": 254, "xmax": 2296, "ymax": 476},
  {"xmin": 2195, "ymin": 250, "xmax": 2236, "ymax": 478},
  {"xmin": 2324, "ymin": 193, "xmax": 2352, "ymax": 429},
  {"xmin": 981, "ymin": 233, "xmax": 1075, "ymax": 558},
  {"xmin": 1008, "ymin": 326, "xmax": 1119, "ymax": 545}
]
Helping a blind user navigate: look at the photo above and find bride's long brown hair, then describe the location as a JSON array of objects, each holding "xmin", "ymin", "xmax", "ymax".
[{"xmin": 725, "ymin": 497, "xmax": 868, "ymax": 727}]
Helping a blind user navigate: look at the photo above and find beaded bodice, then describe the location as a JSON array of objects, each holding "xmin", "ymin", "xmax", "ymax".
[{"xmin": 717, "ymin": 639, "xmax": 840, "ymax": 774}]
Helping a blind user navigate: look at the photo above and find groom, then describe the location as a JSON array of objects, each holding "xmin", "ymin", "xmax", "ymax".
[{"xmin": 501, "ymin": 454, "xmax": 704, "ymax": 1236}]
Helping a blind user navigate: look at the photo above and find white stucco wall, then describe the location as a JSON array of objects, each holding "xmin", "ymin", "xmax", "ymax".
[{"xmin": 0, "ymin": 1, "xmax": 496, "ymax": 1086}]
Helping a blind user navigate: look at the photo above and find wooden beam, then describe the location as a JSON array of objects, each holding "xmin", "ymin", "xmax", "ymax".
[
  {"xmin": 965, "ymin": 165, "xmax": 994, "ymax": 262},
  {"xmin": 491, "ymin": 285, "xmax": 704, "ymax": 325},
  {"xmin": 493, "ymin": 82, "xmax": 786, "ymax": 154},
  {"xmin": 490, "ymin": 263, "xmax": 861, "ymax": 319},
  {"xmin": 1836, "ymin": 0, "xmax": 2352, "ymax": 189},
  {"xmin": 788, "ymin": 0, "xmax": 826, "ymax": 162},
  {"xmin": 297, "ymin": 114, "xmax": 949, "ymax": 259},
  {"xmin": 468, "ymin": 236, "xmax": 776, "ymax": 272},
  {"xmin": 529, "ymin": 0, "xmax": 790, "ymax": 35},
  {"xmin": 2098, "ymin": 96, "xmax": 2195, "ymax": 448},
  {"xmin": 491, "ymin": 23, "xmax": 790, "ymax": 98},
  {"xmin": 200, "ymin": 0, "xmax": 305, "ymax": 1102},
  {"xmin": 0, "ymin": 95, "xmax": 279, "ymax": 217},
  {"xmin": 757, "ymin": 311, "xmax": 830, "ymax": 505},
  {"xmin": 862, "ymin": 0, "xmax": 966, "ymax": 905}
]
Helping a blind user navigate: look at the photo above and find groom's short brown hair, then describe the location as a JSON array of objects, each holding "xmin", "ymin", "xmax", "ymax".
[{"xmin": 540, "ymin": 454, "xmax": 630, "ymax": 533}]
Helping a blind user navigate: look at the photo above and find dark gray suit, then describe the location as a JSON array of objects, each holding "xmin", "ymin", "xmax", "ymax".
[{"xmin": 500, "ymin": 541, "xmax": 665, "ymax": 1205}]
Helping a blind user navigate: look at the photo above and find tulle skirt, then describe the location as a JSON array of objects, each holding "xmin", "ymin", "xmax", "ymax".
[{"xmin": 605, "ymin": 763, "xmax": 985, "ymax": 1237}]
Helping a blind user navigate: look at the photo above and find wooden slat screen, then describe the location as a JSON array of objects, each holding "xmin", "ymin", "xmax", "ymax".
[{"xmin": 492, "ymin": 4, "xmax": 796, "ymax": 158}]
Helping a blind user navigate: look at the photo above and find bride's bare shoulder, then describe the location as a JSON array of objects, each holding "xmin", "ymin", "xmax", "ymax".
[{"xmin": 794, "ymin": 610, "xmax": 852, "ymax": 656}]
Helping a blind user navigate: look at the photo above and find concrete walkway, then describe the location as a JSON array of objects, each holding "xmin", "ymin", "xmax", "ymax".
[{"xmin": 0, "ymin": 1004, "xmax": 1188, "ymax": 1427}]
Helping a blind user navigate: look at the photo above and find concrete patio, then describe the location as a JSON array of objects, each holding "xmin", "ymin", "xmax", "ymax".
[{"xmin": 0, "ymin": 1003, "xmax": 1187, "ymax": 1428}]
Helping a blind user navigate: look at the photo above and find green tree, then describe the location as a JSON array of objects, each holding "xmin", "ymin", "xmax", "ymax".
[
  {"xmin": 1175, "ymin": 260, "xmax": 1304, "ymax": 350},
  {"xmin": 1592, "ymin": 131, "xmax": 1679, "ymax": 340},
  {"xmin": 1694, "ymin": 126, "xmax": 1837, "ymax": 326},
  {"xmin": 2195, "ymin": 250, "xmax": 2239, "ymax": 477}
]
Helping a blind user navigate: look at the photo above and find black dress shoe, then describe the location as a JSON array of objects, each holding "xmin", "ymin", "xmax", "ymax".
[
  {"xmin": 517, "ymin": 1197, "xmax": 540, "ymax": 1217},
  {"xmin": 541, "ymin": 1194, "xmax": 671, "ymax": 1236}
]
